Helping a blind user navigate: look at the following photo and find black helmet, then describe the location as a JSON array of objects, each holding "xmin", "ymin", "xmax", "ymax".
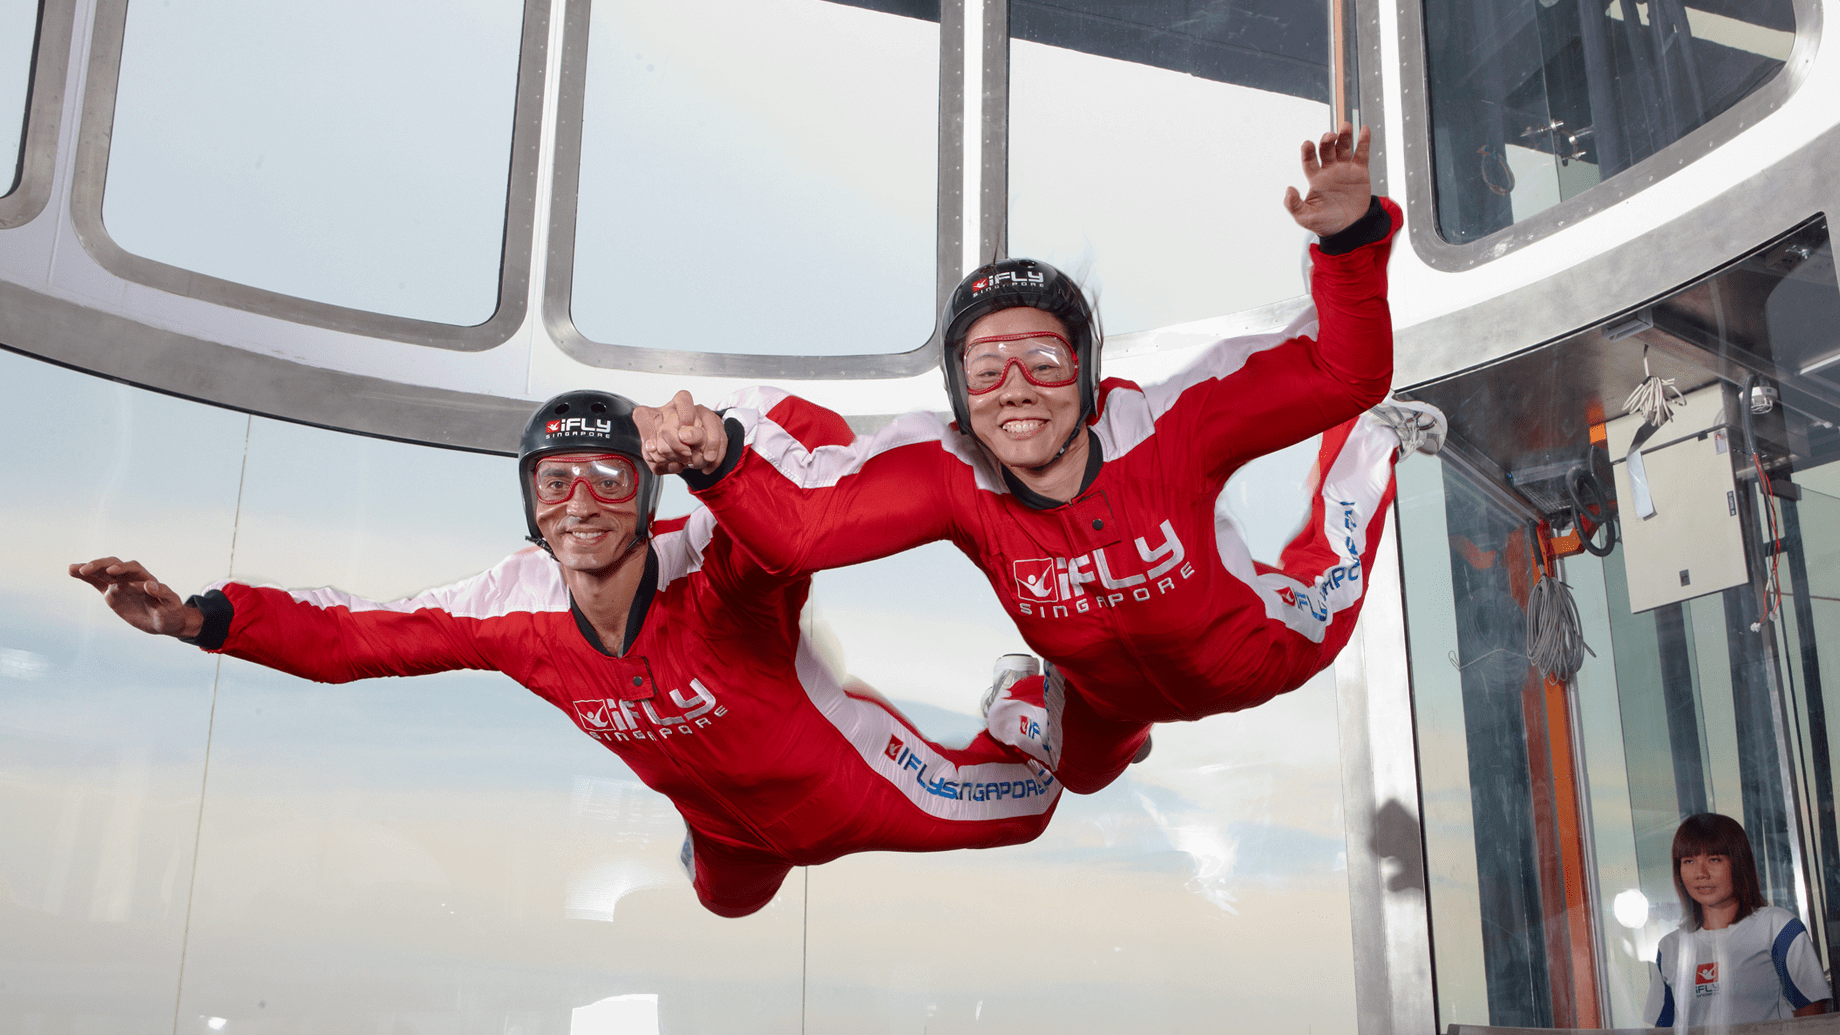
[
  {"xmin": 940, "ymin": 257, "xmax": 1100, "ymax": 433},
  {"xmin": 518, "ymin": 390, "xmax": 662, "ymax": 553}
]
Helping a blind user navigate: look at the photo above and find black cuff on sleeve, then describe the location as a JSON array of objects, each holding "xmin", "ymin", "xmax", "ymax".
[
  {"xmin": 1316, "ymin": 196, "xmax": 1389, "ymax": 256},
  {"xmin": 179, "ymin": 590, "xmax": 234, "ymax": 650},
  {"xmin": 680, "ymin": 417, "xmax": 746, "ymax": 492}
]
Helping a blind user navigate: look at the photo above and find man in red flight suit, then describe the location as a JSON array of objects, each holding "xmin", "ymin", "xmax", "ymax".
[
  {"xmin": 69, "ymin": 391, "xmax": 1058, "ymax": 919},
  {"xmin": 639, "ymin": 124, "xmax": 1443, "ymax": 796}
]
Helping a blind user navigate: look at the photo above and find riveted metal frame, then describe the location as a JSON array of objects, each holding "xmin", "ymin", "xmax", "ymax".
[
  {"xmin": 1337, "ymin": 518, "xmax": 1438, "ymax": 1035},
  {"xmin": 543, "ymin": 0, "xmax": 993, "ymax": 379},
  {"xmin": 1397, "ymin": 0, "xmax": 1822, "ymax": 272},
  {"xmin": 0, "ymin": 282, "xmax": 531, "ymax": 454},
  {"xmin": 65, "ymin": 0, "xmax": 552, "ymax": 349},
  {"xmin": 976, "ymin": 0, "xmax": 1008, "ymax": 269},
  {"xmin": 1353, "ymin": 0, "xmax": 1388, "ymax": 196},
  {"xmin": 1, "ymin": 0, "xmax": 75, "ymax": 228},
  {"xmin": 1335, "ymin": 1, "xmax": 1431, "ymax": 1030}
]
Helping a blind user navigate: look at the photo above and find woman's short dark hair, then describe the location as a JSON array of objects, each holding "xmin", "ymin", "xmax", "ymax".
[{"xmin": 1672, "ymin": 813, "xmax": 1768, "ymax": 929}]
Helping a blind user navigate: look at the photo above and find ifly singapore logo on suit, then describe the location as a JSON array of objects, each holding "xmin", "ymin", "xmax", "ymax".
[
  {"xmin": 1010, "ymin": 519, "xmax": 1193, "ymax": 618},
  {"xmin": 572, "ymin": 681, "xmax": 727, "ymax": 742}
]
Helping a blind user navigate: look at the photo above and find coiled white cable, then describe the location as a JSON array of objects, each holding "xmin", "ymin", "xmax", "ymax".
[
  {"xmin": 1526, "ymin": 574, "xmax": 1593, "ymax": 681},
  {"xmin": 1624, "ymin": 346, "xmax": 1686, "ymax": 427}
]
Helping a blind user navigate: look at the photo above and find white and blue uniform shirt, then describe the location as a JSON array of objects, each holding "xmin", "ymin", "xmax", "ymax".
[{"xmin": 1645, "ymin": 905, "xmax": 1831, "ymax": 1027}]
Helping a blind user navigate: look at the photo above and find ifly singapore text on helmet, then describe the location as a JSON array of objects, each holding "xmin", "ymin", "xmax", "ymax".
[
  {"xmin": 545, "ymin": 417, "xmax": 614, "ymax": 437},
  {"xmin": 971, "ymin": 269, "xmax": 1047, "ymax": 295}
]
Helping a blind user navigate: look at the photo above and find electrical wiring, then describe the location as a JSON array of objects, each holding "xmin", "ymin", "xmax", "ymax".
[
  {"xmin": 1526, "ymin": 572, "xmax": 1593, "ymax": 681},
  {"xmin": 1623, "ymin": 345, "xmax": 1686, "ymax": 428},
  {"xmin": 1566, "ymin": 463, "xmax": 1618, "ymax": 557},
  {"xmin": 1751, "ymin": 448, "xmax": 1785, "ymax": 631},
  {"xmin": 1741, "ymin": 374, "xmax": 1787, "ymax": 633}
]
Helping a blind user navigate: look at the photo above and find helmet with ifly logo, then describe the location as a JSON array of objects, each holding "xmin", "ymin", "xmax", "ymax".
[
  {"xmin": 517, "ymin": 390, "xmax": 663, "ymax": 554},
  {"xmin": 940, "ymin": 257, "xmax": 1100, "ymax": 435}
]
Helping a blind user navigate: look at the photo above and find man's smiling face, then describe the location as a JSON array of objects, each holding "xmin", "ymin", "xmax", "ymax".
[{"xmin": 532, "ymin": 452, "xmax": 641, "ymax": 572}]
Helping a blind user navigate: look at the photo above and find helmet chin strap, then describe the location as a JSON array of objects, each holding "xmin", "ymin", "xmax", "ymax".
[{"xmin": 1026, "ymin": 421, "xmax": 1087, "ymax": 475}]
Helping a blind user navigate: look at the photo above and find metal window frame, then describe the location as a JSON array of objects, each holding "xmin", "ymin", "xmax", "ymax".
[
  {"xmin": 65, "ymin": 0, "xmax": 553, "ymax": 350},
  {"xmin": 0, "ymin": 285, "xmax": 534, "ymax": 455},
  {"xmin": 543, "ymin": 0, "xmax": 994, "ymax": 379},
  {"xmin": 1397, "ymin": 0, "xmax": 1824, "ymax": 273},
  {"xmin": 0, "ymin": 0, "xmax": 75, "ymax": 228},
  {"xmin": 1335, "ymin": 2, "xmax": 1430, "ymax": 1033}
]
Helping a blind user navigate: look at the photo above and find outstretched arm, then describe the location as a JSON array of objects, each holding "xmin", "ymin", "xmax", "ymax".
[
  {"xmin": 674, "ymin": 388, "xmax": 960, "ymax": 577},
  {"xmin": 70, "ymin": 557, "xmax": 205, "ymax": 639},
  {"xmin": 1136, "ymin": 124, "xmax": 1396, "ymax": 480},
  {"xmin": 72, "ymin": 555, "xmax": 516, "ymax": 683}
]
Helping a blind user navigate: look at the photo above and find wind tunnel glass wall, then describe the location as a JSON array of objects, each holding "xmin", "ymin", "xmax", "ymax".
[
  {"xmin": 0, "ymin": 0, "xmax": 35, "ymax": 197},
  {"xmin": 0, "ymin": 345, "xmax": 1365, "ymax": 1031},
  {"xmin": 1008, "ymin": 0, "xmax": 1334, "ymax": 336},
  {"xmin": 1398, "ymin": 219, "xmax": 1840, "ymax": 1030},
  {"xmin": 101, "ymin": 0, "xmax": 524, "ymax": 324},
  {"xmin": 570, "ymin": 0, "xmax": 939, "ymax": 357},
  {"xmin": 1424, "ymin": 0, "xmax": 1798, "ymax": 243}
]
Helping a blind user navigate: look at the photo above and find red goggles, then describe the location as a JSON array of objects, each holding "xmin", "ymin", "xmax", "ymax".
[
  {"xmin": 531, "ymin": 453, "xmax": 638, "ymax": 505},
  {"xmin": 961, "ymin": 332, "xmax": 1078, "ymax": 394}
]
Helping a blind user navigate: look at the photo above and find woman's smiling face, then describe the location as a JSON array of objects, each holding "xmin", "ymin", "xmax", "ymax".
[{"xmin": 961, "ymin": 307, "xmax": 1081, "ymax": 472}]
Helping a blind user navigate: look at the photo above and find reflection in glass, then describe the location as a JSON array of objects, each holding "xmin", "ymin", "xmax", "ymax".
[
  {"xmin": 0, "ymin": 0, "xmax": 35, "ymax": 196},
  {"xmin": 1399, "ymin": 220, "xmax": 1840, "ymax": 1027},
  {"xmin": 1402, "ymin": 437, "xmax": 1820, "ymax": 1027},
  {"xmin": 1009, "ymin": 1, "xmax": 1333, "ymax": 335},
  {"xmin": 1425, "ymin": 0, "xmax": 1798, "ymax": 242},
  {"xmin": 1401, "ymin": 459, "xmax": 1564, "ymax": 1028},
  {"xmin": 103, "ymin": 0, "xmax": 523, "ymax": 323},
  {"xmin": 0, "ymin": 349, "xmax": 248, "ymax": 1025},
  {"xmin": 1773, "ymin": 476, "xmax": 1840, "ymax": 962},
  {"xmin": 571, "ymin": 0, "xmax": 937, "ymax": 356},
  {"xmin": 801, "ymin": 668, "xmax": 1359, "ymax": 1031}
]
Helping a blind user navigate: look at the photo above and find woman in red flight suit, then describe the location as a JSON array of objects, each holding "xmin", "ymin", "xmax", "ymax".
[{"xmin": 641, "ymin": 124, "xmax": 1444, "ymax": 795}]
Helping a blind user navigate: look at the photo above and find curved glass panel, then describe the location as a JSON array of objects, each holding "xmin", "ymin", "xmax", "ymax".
[
  {"xmin": 102, "ymin": 0, "xmax": 524, "ymax": 324},
  {"xmin": 1009, "ymin": 1, "xmax": 1333, "ymax": 335},
  {"xmin": 178, "ymin": 417, "xmax": 808, "ymax": 1031},
  {"xmin": 0, "ymin": 348, "xmax": 1363, "ymax": 1028},
  {"xmin": 1401, "ymin": 455, "xmax": 1803, "ymax": 1028},
  {"xmin": 1400, "ymin": 221, "xmax": 1840, "ymax": 1027},
  {"xmin": 0, "ymin": 348, "xmax": 249, "ymax": 1026},
  {"xmin": 1425, "ymin": 0, "xmax": 1798, "ymax": 243},
  {"xmin": 571, "ymin": 0, "xmax": 938, "ymax": 356},
  {"xmin": 0, "ymin": 0, "xmax": 34, "ymax": 196}
]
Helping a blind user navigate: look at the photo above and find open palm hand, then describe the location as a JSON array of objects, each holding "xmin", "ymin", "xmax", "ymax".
[{"xmin": 1283, "ymin": 123, "xmax": 1373, "ymax": 237}]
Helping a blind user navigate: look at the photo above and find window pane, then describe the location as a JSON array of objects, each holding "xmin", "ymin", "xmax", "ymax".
[
  {"xmin": 1425, "ymin": 0, "xmax": 1798, "ymax": 243},
  {"xmin": 571, "ymin": 0, "xmax": 938, "ymax": 357},
  {"xmin": 1400, "ymin": 222, "xmax": 1840, "ymax": 1026},
  {"xmin": 102, "ymin": 0, "xmax": 524, "ymax": 324},
  {"xmin": 1009, "ymin": 1, "xmax": 1333, "ymax": 335},
  {"xmin": 0, "ymin": 348, "xmax": 250, "ymax": 1024},
  {"xmin": 1400, "ymin": 460, "xmax": 1562, "ymax": 1028},
  {"xmin": 0, "ymin": 355, "xmax": 1361, "ymax": 1029},
  {"xmin": 0, "ymin": 0, "xmax": 35, "ymax": 195}
]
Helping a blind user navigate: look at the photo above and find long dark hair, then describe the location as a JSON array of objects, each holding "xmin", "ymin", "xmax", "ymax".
[{"xmin": 1672, "ymin": 813, "xmax": 1767, "ymax": 930}]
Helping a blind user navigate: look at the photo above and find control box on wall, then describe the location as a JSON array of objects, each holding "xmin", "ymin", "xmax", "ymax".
[{"xmin": 1607, "ymin": 384, "xmax": 1749, "ymax": 613}]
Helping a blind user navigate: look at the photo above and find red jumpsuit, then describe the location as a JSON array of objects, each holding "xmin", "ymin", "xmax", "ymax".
[
  {"xmin": 689, "ymin": 199, "xmax": 1402, "ymax": 794},
  {"xmin": 185, "ymin": 504, "xmax": 1059, "ymax": 918}
]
